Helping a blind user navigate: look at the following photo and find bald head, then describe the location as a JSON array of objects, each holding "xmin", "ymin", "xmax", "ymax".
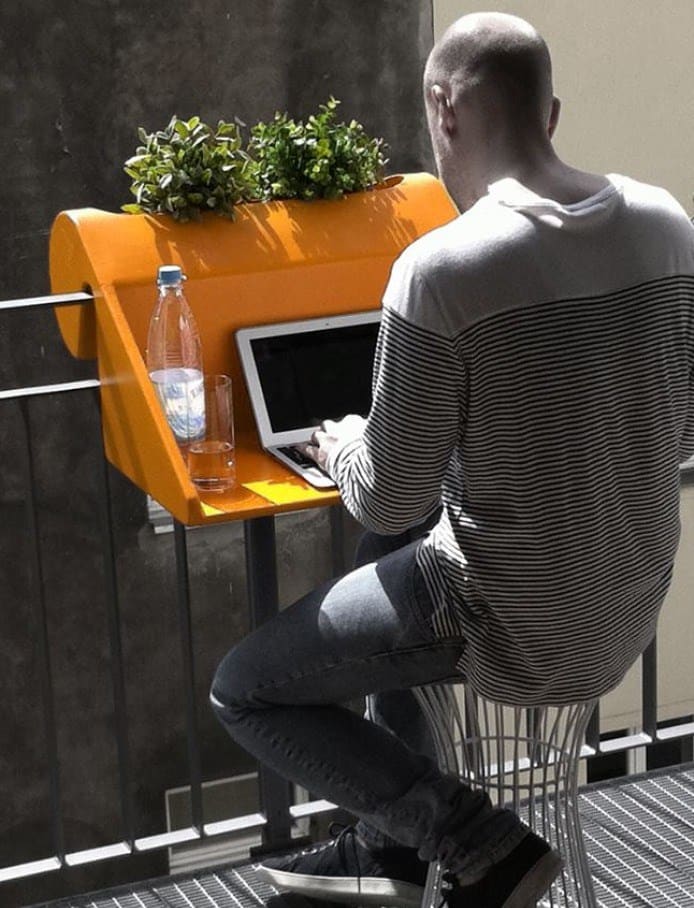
[{"xmin": 425, "ymin": 12, "xmax": 554, "ymax": 131}]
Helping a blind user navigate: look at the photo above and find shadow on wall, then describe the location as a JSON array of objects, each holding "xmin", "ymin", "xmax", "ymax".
[{"xmin": 0, "ymin": 0, "xmax": 434, "ymax": 902}]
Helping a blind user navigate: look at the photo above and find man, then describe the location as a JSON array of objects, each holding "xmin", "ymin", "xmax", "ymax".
[{"xmin": 211, "ymin": 12, "xmax": 694, "ymax": 908}]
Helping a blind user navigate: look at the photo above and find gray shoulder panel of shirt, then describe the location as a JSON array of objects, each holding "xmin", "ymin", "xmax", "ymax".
[{"xmin": 384, "ymin": 173, "xmax": 694, "ymax": 338}]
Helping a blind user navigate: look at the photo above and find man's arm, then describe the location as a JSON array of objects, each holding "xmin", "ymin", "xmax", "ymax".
[
  {"xmin": 307, "ymin": 261, "xmax": 464, "ymax": 534},
  {"xmin": 679, "ymin": 366, "xmax": 694, "ymax": 465}
]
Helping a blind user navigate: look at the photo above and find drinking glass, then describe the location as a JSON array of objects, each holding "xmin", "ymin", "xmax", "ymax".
[{"xmin": 187, "ymin": 374, "xmax": 236, "ymax": 493}]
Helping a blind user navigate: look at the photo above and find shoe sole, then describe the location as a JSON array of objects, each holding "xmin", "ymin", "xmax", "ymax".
[
  {"xmin": 255, "ymin": 864, "xmax": 425, "ymax": 907},
  {"xmin": 506, "ymin": 849, "xmax": 564, "ymax": 908}
]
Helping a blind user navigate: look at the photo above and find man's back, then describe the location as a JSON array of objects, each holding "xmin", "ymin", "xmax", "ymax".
[
  {"xmin": 404, "ymin": 174, "xmax": 694, "ymax": 702},
  {"xmin": 324, "ymin": 10, "xmax": 694, "ymax": 705}
]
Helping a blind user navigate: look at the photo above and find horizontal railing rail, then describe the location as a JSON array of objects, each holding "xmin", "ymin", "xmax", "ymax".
[
  {"xmin": 0, "ymin": 290, "xmax": 93, "ymax": 312},
  {"xmin": 1, "ymin": 291, "xmax": 692, "ymax": 888},
  {"xmin": 0, "ymin": 378, "xmax": 101, "ymax": 401}
]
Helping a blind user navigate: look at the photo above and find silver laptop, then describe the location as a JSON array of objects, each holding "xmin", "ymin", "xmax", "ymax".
[{"xmin": 236, "ymin": 310, "xmax": 381, "ymax": 488}]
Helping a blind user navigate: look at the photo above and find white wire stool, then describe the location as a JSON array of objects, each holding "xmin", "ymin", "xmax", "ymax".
[{"xmin": 414, "ymin": 684, "xmax": 598, "ymax": 908}]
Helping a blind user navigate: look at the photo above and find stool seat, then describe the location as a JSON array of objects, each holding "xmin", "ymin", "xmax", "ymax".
[{"xmin": 415, "ymin": 683, "xmax": 598, "ymax": 908}]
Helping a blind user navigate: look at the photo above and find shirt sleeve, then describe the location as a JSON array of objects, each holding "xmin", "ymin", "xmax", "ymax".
[
  {"xmin": 327, "ymin": 253, "xmax": 465, "ymax": 534},
  {"xmin": 679, "ymin": 365, "xmax": 694, "ymax": 464}
]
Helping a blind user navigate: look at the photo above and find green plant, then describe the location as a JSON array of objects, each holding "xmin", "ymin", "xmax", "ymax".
[
  {"xmin": 249, "ymin": 97, "xmax": 388, "ymax": 201},
  {"xmin": 122, "ymin": 115, "xmax": 257, "ymax": 222}
]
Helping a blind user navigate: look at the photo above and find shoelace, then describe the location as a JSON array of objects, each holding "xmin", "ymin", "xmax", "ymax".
[
  {"xmin": 324, "ymin": 824, "xmax": 455, "ymax": 907},
  {"xmin": 328, "ymin": 823, "xmax": 452, "ymax": 905},
  {"xmin": 289, "ymin": 824, "xmax": 360, "ymax": 861},
  {"xmin": 327, "ymin": 822, "xmax": 361, "ymax": 881},
  {"xmin": 433, "ymin": 867, "xmax": 455, "ymax": 908}
]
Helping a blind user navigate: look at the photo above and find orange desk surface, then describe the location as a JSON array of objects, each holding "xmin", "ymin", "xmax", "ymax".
[{"xmin": 49, "ymin": 172, "xmax": 457, "ymax": 525}]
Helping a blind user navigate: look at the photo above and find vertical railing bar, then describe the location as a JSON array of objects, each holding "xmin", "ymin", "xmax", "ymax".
[
  {"xmin": 585, "ymin": 701, "xmax": 600, "ymax": 753},
  {"xmin": 244, "ymin": 517, "xmax": 280, "ymax": 634},
  {"xmin": 173, "ymin": 519, "xmax": 204, "ymax": 834},
  {"xmin": 19, "ymin": 397, "xmax": 66, "ymax": 865},
  {"xmin": 495, "ymin": 703, "xmax": 504, "ymax": 805},
  {"xmin": 481, "ymin": 696, "xmax": 491, "ymax": 793},
  {"xmin": 329, "ymin": 504, "xmax": 346, "ymax": 577},
  {"xmin": 512, "ymin": 707, "xmax": 521, "ymax": 815},
  {"xmin": 642, "ymin": 636, "xmax": 658, "ymax": 740},
  {"xmin": 680, "ymin": 717, "xmax": 694, "ymax": 765},
  {"xmin": 527, "ymin": 706, "xmax": 537, "ymax": 833},
  {"xmin": 527, "ymin": 707, "xmax": 541, "ymax": 766},
  {"xmin": 244, "ymin": 517, "xmax": 294, "ymax": 853},
  {"xmin": 92, "ymin": 389, "xmax": 135, "ymax": 847}
]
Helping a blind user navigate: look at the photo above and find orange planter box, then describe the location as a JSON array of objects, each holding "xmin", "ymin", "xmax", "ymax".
[{"xmin": 49, "ymin": 173, "xmax": 457, "ymax": 525}]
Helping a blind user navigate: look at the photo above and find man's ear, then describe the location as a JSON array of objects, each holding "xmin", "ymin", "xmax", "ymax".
[
  {"xmin": 548, "ymin": 96, "xmax": 561, "ymax": 139},
  {"xmin": 431, "ymin": 83, "xmax": 456, "ymax": 136}
]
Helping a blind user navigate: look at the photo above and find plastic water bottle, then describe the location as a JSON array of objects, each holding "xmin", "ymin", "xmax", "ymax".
[{"xmin": 146, "ymin": 265, "xmax": 205, "ymax": 447}]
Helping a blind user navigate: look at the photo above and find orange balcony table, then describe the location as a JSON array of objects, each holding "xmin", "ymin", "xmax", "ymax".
[{"xmin": 49, "ymin": 172, "xmax": 458, "ymax": 851}]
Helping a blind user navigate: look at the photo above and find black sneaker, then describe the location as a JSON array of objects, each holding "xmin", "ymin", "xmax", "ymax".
[
  {"xmin": 255, "ymin": 824, "xmax": 428, "ymax": 907},
  {"xmin": 445, "ymin": 830, "xmax": 563, "ymax": 908}
]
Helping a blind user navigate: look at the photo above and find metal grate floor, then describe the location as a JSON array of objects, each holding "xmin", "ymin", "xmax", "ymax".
[
  {"xmin": 580, "ymin": 763, "xmax": 694, "ymax": 906},
  {"xmin": 35, "ymin": 764, "xmax": 694, "ymax": 908},
  {"xmin": 33, "ymin": 866, "xmax": 312, "ymax": 908}
]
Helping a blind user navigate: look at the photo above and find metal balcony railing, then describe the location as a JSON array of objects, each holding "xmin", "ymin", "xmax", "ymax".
[{"xmin": 1, "ymin": 291, "xmax": 692, "ymax": 890}]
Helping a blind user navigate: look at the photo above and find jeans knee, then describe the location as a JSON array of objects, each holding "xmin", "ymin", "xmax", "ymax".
[{"xmin": 209, "ymin": 646, "xmax": 250, "ymax": 721}]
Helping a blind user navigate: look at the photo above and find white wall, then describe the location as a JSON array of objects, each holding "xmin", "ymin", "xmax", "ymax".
[{"xmin": 433, "ymin": 0, "xmax": 693, "ymax": 215}]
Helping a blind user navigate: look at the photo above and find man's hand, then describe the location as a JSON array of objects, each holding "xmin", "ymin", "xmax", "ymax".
[{"xmin": 302, "ymin": 414, "xmax": 367, "ymax": 472}]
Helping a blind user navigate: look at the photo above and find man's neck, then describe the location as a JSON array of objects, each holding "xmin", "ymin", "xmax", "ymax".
[
  {"xmin": 447, "ymin": 146, "xmax": 609, "ymax": 212},
  {"xmin": 505, "ymin": 159, "xmax": 610, "ymax": 206}
]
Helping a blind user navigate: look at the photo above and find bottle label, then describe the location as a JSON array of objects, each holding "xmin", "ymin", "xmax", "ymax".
[{"xmin": 149, "ymin": 368, "xmax": 205, "ymax": 442}]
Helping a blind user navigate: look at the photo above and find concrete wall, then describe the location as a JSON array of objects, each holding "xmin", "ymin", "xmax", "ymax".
[
  {"xmin": 0, "ymin": 2, "xmax": 435, "ymax": 904},
  {"xmin": 433, "ymin": 0, "xmax": 694, "ymax": 215}
]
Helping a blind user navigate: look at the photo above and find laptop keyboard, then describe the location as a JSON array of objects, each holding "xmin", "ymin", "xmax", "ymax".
[{"xmin": 278, "ymin": 445, "xmax": 320, "ymax": 469}]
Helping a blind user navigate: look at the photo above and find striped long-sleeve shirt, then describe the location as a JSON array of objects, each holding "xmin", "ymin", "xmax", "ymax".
[{"xmin": 327, "ymin": 174, "xmax": 694, "ymax": 705}]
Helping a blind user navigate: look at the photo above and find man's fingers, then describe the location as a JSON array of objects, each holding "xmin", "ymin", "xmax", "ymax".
[
  {"xmin": 301, "ymin": 415, "xmax": 365, "ymax": 475},
  {"xmin": 299, "ymin": 440, "xmax": 318, "ymax": 457},
  {"xmin": 300, "ymin": 433, "xmax": 329, "ymax": 464},
  {"xmin": 310, "ymin": 428, "xmax": 329, "ymax": 447}
]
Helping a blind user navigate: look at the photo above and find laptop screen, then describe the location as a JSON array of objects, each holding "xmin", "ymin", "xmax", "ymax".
[{"xmin": 250, "ymin": 321, "xmax": 380, "ymax": 433}]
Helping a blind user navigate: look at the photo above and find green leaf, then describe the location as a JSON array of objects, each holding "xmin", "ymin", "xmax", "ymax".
[
  {"xmin": 122, "ymin": 114, "xmax": 254, "ymax": 220},
  {"xmin": 122, "ymin": 102, "xmax": 387, "ymax": 220},
  {"xmin": 249, "ymin": 97, "xmax": 387, "ymax": 202}
]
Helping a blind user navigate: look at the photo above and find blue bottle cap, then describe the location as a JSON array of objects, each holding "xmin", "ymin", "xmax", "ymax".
[{"xmin": 157, "ymin": 265, "xmax": 184, "ymax": 286}]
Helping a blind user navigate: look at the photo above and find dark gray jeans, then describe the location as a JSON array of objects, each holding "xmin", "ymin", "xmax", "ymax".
[{"xmin": 210, "ymin": 520, "xmax": 526, "ymax": 882}]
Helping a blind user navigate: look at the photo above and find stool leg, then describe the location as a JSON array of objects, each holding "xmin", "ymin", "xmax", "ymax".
[{"xmin": 415, "ymin": 686, "xmax": 598, "ymax": 908}]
